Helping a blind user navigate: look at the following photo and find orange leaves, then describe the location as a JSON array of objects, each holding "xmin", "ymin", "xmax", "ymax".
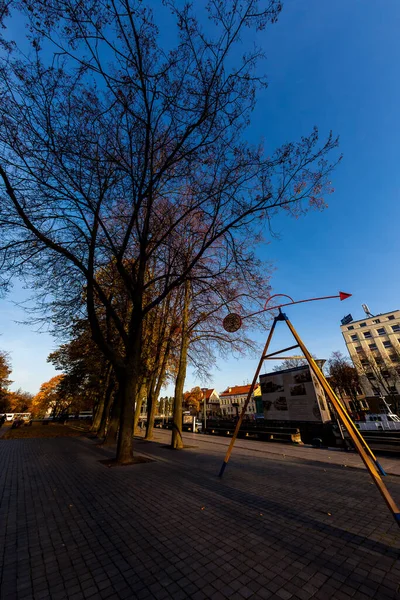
[{"xmin": 31, "ymin": 375, "xmax": 65, "ymax": 417}]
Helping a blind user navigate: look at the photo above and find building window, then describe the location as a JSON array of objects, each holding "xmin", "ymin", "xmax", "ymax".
[
  {"xmin": 347, "ymin": 325, "xmax": 354, "ymax": 331},
  {"xmin": 391, "ymin": 325, "xmax": 400, "ymax": 332},
  {"xmin": 361, "ymin": 359, "xmax": 369, "ymax": 366},
  {"xmin": 363, "ymin": 331, "xmax": 372, "ymax": 339},
  {"xmin": 372, "ymin": 319, "xmax": 381, "ymax": 324},
  {"xmin": 366, "ymin": 373, "xmax": 376, "ymax": 380},
  {"xmin": 368, "ymin": 343, "xmax": 378, "ymax": 351},
  {"xmin": 389, "ymin": 386, "xmax": 397, "ymax": 393},
  {"xmin": 375, "ymin": 356, "xmax": 384, "ymax": 365},
  {"xmin": 383, "ymin": 341, "xmax": 392, "ymax": 349},
  {"xmin": 377, "ymin": 328, "xmax": 386, "ymax": 336},
  {"xmin": 388, "ymin": 315, "xmax": 395, "ymax": 320},
  {"xmin": 389, "ymin": 354, "xmax": 400, "ymax": 363},
  {"xmin": 360, "ymin": 322, "xmax": 367, "ymax": 327},
  {"xmin": 350, "ymin": 334, "xmax": 358, "ymax": 342},
  {"xmin": 355, "ymin": 346, "xmax": 363, "ymax": 353}
]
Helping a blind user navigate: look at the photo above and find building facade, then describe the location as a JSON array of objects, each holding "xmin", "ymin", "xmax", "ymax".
[
  {"xmin": 340, "ymin": 309, "xmax": 400, "ymax": 404},
  {"xmin": 219, "ymin": 385, "xmax": 261, "ymax": 418},
  {"xmin": 200, "ymin": 388, "xmax": 221, "ymax": 417}
]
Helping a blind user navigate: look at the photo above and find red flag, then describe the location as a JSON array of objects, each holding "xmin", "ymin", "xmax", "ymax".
[{"xmin": 339, "ymin": 291, "xmax": 352, "ymax": 301}]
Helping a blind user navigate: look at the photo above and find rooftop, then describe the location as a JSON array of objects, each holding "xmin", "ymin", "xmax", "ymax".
[
  {"xmin": 340, "ymin": 309, "xmax": 400, "ymax": 328},
  {"xmin": 202, "ymin": 388, "xmax": 217, "ymax": 400},
  {"xmin": 220, "ymin": 384, "xmax": 260, "ymax": 397}
]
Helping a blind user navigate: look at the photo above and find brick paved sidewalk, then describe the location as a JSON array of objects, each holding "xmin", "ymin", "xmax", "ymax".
[
  {"xmin": 0, "ymin": 425, "xmax": 9, "ymax": 439},
  {"xmin": 138, "ymin": 428, "xmax": 400, "ymax": 476},
  {"xmin": 0, "ymin": 434, "xmax": 399, "ymax": 600}
]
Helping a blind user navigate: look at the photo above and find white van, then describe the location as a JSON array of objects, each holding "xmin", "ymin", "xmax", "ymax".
[{"xmin": 78, "ymin": 411, "xmax": 93, "ymax": 419}]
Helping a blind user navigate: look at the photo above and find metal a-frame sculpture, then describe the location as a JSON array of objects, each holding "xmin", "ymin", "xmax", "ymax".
[{"xmin": 218, "ymin": 305, "xmax": 400, "ymax": 528}]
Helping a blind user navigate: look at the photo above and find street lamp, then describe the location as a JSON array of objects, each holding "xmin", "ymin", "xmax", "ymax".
[{"xmin": 201, "ymin": 388, "xmax": 208, "ymax": 433}]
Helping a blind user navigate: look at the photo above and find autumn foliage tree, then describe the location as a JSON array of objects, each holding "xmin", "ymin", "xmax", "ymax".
[
  {"xmin": 183, "ymin": 387, "xmax": 203, "ymax": 414},
  {"xmin": 0, "ymin": 350, "xmax": 33, "ymax": 414},
  {"xmin": 31, "ymin": 375, "xmax": 69, "ymax": 418},
  {"xmin": 0, "ymin": 1, "xmax": 340, "ymax": 462},
  {"xmin": 47, "ymin": 320, "xmax": 112, "ymax": 428},
  {"xmin": 7, "ymin": 389, "xmax": 33, "ymax": 413}
]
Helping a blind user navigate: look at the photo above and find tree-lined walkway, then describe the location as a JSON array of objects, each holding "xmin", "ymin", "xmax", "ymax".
[{"xmin": 1, "ymin": 434, "xmax": 399, "ymax": 600}]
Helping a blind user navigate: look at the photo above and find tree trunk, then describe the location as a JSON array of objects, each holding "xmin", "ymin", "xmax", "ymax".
[
  {"xmin": 98, "ymin": 376, "xmax": 115, "ymax": 439},
  {"xmin": 134, "ymin": 381, "xmax": 147, "ymax": 433},
  {"xmin": 146, "ymin": 348, "xmax": 172, "ymax": 439},
  {"xmin": 115, "ymin": 369, "xmax": 136, "ymax": 464},
  {"xmin": 171, "ymin": 350, "xmax": 188, "ymax": 449},
  {"xmin": 171, "ymin": 281, "xmax": 190, "ymax": 450},
  {"xmin": 90, "ymin": 364, "xmax": 112, "ymax": 433},
  {"xmin": 115, "ymin": 319, "xmax": 143, "ymax": 464},
  {"xmin": 102, "ymin": 386, "xmax": 121, "ymax": 446},
  {"xmin": 91, "ymin": 394, "xmax": 105, "ymax": 433},
  {"xmin": 145, "ymin": 377, "xmax": 157, "ymax": 441}
]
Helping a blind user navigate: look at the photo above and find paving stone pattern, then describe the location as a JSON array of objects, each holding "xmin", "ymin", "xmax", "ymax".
[{"xmin": 0, "ymin": 434, "xmax": 399, "ymax": 600}]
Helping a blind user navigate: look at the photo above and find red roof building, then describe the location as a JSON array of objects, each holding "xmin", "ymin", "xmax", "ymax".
[
  {"xmin": 219, "ymin": 384, "xmax": 260, "ymax": 418},
  {"xmin": 200, "ymin": 388, "xmax": 220, "ymax": 416}
]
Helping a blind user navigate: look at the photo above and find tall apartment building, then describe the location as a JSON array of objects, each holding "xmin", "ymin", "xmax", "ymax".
[{"xmin": 340, "ymin": 308, "xmax": 400, "ymax": 402}]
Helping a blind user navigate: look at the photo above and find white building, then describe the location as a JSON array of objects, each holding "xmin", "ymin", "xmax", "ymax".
[
  {"xmin": 200, "ymin": 389, "xmax": 221, "ymax": 417},
  {"xmin": 219, "ymin": 385, "xmax": 260, "ymax": 418},
  {"xmin": 340, "ymin": 308, "xmax": 400, "ymax": 400}
]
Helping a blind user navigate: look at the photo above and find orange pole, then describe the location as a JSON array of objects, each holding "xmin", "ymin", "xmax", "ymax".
[
  {"xmin": 218, "ymin": 317, "xmax": 278, "ymax": 477},
  {"xmin": 285, "ymin": 315, "xmax": 400, "ymax": 527}
]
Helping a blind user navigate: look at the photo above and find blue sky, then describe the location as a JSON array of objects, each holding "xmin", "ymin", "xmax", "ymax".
[{"xmin": 1, "ymin": 0, "xmax": 400, "ymax": 395}]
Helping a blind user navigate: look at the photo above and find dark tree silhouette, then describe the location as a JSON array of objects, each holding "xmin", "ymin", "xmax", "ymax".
[{"xmin": 0, "ymin": 1, "xmax": 340, "ymax": 462}]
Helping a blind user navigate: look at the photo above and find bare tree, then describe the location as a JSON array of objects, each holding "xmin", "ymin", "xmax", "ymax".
[
  {"xmin": 326, "ymin": 351, "xmax": 363, "ymax": 411},
  {"xmin": 169, "ymin": 254, "xmax": 270, "ymax": 448},
  {"xmin": 0, "ymin": 1, "xmax": 339, "ymax": 463},
  {"xmin": 272, "ymin": 357, "xmax": 314, "ymax": 371}
]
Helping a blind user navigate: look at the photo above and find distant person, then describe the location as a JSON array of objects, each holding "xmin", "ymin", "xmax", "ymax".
[{"xmin": 0, "ymin": 415, "xmax": 6, "ymax": 428}]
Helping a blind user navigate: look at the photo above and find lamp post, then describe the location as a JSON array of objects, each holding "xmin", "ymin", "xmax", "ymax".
[{"xmin": 201, "ymin": 388, "xmax": 208, "ymax": 433}]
